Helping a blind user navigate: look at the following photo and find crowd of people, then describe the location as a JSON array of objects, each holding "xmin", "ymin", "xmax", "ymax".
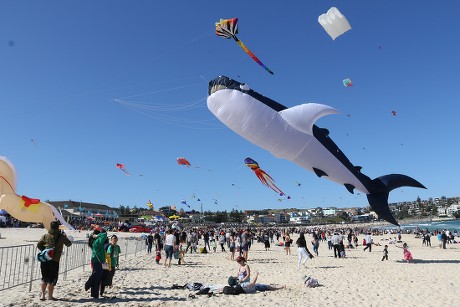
[{"xmin": 34, "ymin": 220, "xmax": 459, "ymax": 300}]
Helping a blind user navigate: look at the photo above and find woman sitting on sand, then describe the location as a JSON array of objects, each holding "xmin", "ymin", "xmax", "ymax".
[{"xmin": 235, "ymin": 256, "xmax": 251, "ymax": 286}]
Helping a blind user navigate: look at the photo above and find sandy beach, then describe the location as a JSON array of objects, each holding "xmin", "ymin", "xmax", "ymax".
[{"xmin": 0, "ymin": 227, "xmax": 459, "ymax": 307}]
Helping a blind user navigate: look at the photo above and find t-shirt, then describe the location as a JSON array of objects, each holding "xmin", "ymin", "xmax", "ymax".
[
  {"xmin": 107, "ymin": 244, "xmax": 121, "ymax": 267},
  {"xmin": 165, "ymin": 234, "xmax": 175, "ymax": 246}
]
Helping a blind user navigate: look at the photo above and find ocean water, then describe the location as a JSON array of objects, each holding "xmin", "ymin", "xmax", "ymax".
[
  {"xmin": 374, "ymin": 219, "xmax": 460, "ymax": 233},
  {"xmin": 402, "ymin": 219, "xmax": 460, "ymax": 232}
]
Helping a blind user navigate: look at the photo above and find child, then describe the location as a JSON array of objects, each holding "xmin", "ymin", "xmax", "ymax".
[
  {"xmin": 178, "ymin": 244, "xmax": 185, "ymax": 265},
  {"xmin": 381, "ymin": 245, "xmax": 389, "ymax": 261},
  {"xmin": 101, "ymin": 235, "xmax": 121, "ymax": 296},
  {"xmin": 339, "ymin": 240, "xmax": 346, "ymax": 258},
  {"xmin": 212, "ymin": 236, "xmax": 217, "ymax": 253},
  {"xmin": 401, "ymin": 243, "xmax": 412, "ymax": 262},
  {"xmin": 155, "ymin": 250, "xmax": 162, "ymax": 264}
]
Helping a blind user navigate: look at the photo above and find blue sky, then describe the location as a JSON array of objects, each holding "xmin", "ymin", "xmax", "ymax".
[{"xmin": 1, "ymin": 1, "xmax": 459, "ymax": 213}]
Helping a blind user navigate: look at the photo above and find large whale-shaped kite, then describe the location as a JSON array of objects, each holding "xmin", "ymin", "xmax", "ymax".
[
  {"xmin": 207, "ymin": 76, "xmax": 426, "ymax": 226},
  {"xmin": 0, "ymin": 156, "xmax": 74, "ymax": 230}
]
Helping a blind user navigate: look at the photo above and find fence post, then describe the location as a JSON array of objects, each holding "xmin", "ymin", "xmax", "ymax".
[
  {"xmin": 124, "ymin": 240, "xmax": 128, "ymax": 260},
  {"xmin": 28, "ymin": 247, "xmax": 35, "ymax": 292},
  {"xmin": 64, "ymin": 247, "xmax": 69, "ymax": 280}
]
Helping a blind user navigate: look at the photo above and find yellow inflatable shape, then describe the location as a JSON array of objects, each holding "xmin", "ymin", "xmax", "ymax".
[{"xmin": 0, "ymin": 156, "xmax": 74, "ymax": 230}]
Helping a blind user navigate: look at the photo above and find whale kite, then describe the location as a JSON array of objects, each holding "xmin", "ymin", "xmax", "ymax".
[
  {"xmin": 0, "ymin": 156, "xmax": 74, "ymax": 230},
  {"xmin": 207, "ymin": 76, "xmax": 426, "ymax": 226}
]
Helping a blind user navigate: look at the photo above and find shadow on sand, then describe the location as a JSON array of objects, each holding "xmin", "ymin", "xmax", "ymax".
[{"xmin": 396, "ymin": 259, "xmax": 460, "ymax": 264}]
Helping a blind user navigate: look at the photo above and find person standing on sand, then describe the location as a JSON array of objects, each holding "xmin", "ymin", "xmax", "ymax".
[
  {"xmin": 87, "ymin": 227, "xmax": 107, "ymax": 300},
  {"xmin": 363, "ymin": 232, "xmax": 373, "ymax": 252},
  {"xmin": 229, "ymin": 233, "xmax": 236, "ymax": 260},
  {"xmin": 441, "ymin": 230, "xmax": 448, "ymax": 249},
  {"xmin": 163, "ymin": 229, "xmax": 175, "ymax": 267},
  {"xmin": 381, "ymin": 245, "xmax": 389, "ymax": 261},
  {"xmin": 295, "ymin": 232, "xmax": 310, "ymax": 269},
  {"xmin": 146, "ymin": 233, "xmax": 154, "ymax": 254},
  {"xmin": 284, "ymin": 233, "xmax": 292, "ymax": 255},
  {"xmin": 37, "ymin": 221, "xmax": 72, "ymax": 301},
  {"xmin": 331, "ymin": 232, "xmax": 341, "ymax": 258}
]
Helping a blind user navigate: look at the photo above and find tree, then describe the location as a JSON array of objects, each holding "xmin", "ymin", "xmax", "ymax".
[{"xmin": 339, "ymin": 211, "xmax": 350, "ymax": 222}]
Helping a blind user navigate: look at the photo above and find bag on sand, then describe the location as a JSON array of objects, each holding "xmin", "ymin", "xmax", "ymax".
[{"xmin": 302, "ymin": 275, "xmax": 319, "ymax": 288}]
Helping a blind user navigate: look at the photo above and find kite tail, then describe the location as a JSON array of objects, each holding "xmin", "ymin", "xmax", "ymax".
[
  {"xmin": 233, "ymin": 37, "xmax": 274, "ymax": 75},
  {"xmin": 255, "ymin": 169, "xmax": 285, "ymax": 196}
]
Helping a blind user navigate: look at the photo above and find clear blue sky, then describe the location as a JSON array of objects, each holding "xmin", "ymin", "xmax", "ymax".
[{"xmin": 1, "ymin": 1, "xmax": 459, "ymax": 213}]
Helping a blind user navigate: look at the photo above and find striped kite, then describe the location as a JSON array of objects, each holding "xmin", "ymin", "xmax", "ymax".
[
  {"xmin": 244, "ymin": 157, "xmax": 285, "ymax": 196},
  {"xmin": 215, "ymin": 18, "xmax": 273, "ymax": 75}
]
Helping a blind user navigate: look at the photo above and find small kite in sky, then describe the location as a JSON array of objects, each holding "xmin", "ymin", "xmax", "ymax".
[
  {"xmin": 181, "ymin": 200, "xmax": 190, "ymax": 208},
  {"xmin": 391, "ymin": 111, "xmax": 397, "ymax": 116},
  {"xmin": 146, "ymin": 200, "xmax": 153, "ymax": 210},
  {"xmin": 116, "ymin": 163, "xmax": 130, "ymax": 176},
  {"xmin": 343, "ymin": 78, "xmax": 353, "ymax": 87},
  {"xmin": 244, "ymin": 157, "xmax": 285, "ymax": 196},
  {"xmin": 215, "ymin": 18, "xmax": 274, "ymax": 75},
  {"xmin": 318, "ymin": 7, "xmax": 351, "ymax": 40},
  {"xmin": 177, "ymin": 157, "xmax": 191, "ymax": 167}
]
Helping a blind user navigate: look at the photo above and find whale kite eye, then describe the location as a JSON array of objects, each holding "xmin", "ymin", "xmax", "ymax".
[{"xmin": 240, "ymin": 84, "xmax": 250, "ymax": 91}]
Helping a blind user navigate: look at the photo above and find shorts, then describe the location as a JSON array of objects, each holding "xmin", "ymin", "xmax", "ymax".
[
  {"xmin": 41, "ymin": 260, "xmax": 60, "ymax": 285},
  {"xmin": 164, "ymin": 245, "xmax": 174, "ymax": 259},
  {"xmin": 241, "ymin": 244, "xmax": 249, "ymax": 252},
  {"xmin": 230, "ymin": 246, "xmax": 235, "ymax": 252}
]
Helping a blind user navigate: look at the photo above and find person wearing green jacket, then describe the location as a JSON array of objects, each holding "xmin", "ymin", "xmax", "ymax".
[
  {"xmin": 37, "ymin": 221, "xmax": 72, "ymax": 301},
  {"xmin": 87, "ymin": 228, "xmax": 107, "ymax": 300}
]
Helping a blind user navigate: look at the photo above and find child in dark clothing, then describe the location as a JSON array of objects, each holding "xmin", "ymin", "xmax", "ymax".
[{"xmin": 381, "ymin": 245, "xmax": 389, "ymax": 261}]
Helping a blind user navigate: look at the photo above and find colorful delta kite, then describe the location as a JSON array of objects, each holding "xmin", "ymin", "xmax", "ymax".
[
  {"xmin": 343, "ymin": 78, "xmax": 353, "ymax": 87},
  {"xmin": 318, "ymin": 7, "xmax": 351, "ymax": 40},
  {"xmin": 215, "ymin": 18, "xmax": 273, "ymax": 75},
  {"xmin": 176, "ymin": 157, "xmax": 191, "ymax": 167},
  {"xmin": 244, "ymin": 157, "xmax": 285, "ymax": 196},
  {"xmin": 207, "ymin": 76, "xmax": 426, "ymax": 226},
  {"xmin": 391, "ymin": 111, "xmax": 397, "ymax": 116},
  {"xmin": 0, "ymin": 156, "xmax": 74, "ymax": 230},
  {"xmin": 116, "ymin": 163, "xmax": 130, "ymax": 176}
]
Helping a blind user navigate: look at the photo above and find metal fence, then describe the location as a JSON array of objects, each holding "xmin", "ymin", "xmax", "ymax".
[{"xmin": 0, "ymin": 237, "xmax": 145, "ymax": 292}]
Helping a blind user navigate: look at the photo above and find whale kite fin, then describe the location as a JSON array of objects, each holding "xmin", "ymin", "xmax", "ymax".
[
  {"xmin": 367, "ymin": 174, "xmax": 427, "ymax": 226},
  {"xmin": 313, "ymin": 167, "xmax": 328, "ymax": 178},
  {"xmin": 279, "ymin": 103, "xmax": 339, "ymax": 135},
  {"xmin": 344, "ymin": 184, "xmax": 355, "ymax": 194}
]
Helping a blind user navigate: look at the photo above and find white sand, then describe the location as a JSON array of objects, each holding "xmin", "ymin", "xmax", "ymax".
[{"xmin": 0, "ymin": 227, "xmax": 459, "ymax": 306}]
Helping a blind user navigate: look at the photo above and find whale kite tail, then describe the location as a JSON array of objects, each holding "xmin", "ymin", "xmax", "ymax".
[{"xmin": 367, "ymin": 174, "xmax": 426, "ymax": 226}]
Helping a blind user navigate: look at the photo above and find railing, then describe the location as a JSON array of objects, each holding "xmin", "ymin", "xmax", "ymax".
[{"xmin": 0, "ymin": 237, "xmax": 145, "ymax": 292}]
